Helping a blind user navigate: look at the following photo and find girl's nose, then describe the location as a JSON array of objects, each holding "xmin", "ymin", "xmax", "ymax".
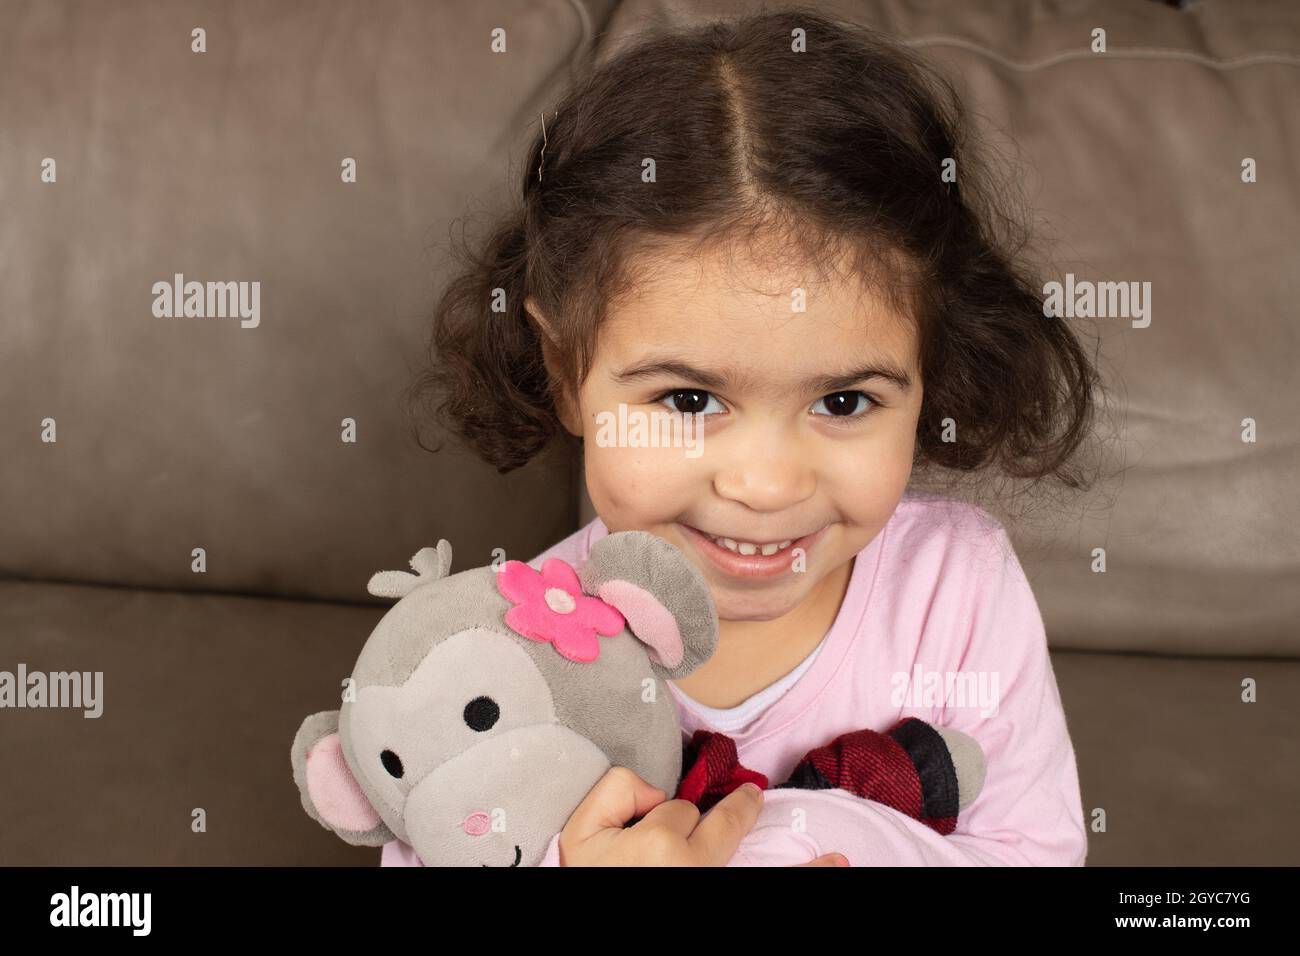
[
  {"xmin": 713, "ymin": 453, "xmax": 816, "ymax": 511},
  {"xmin": 461, "ymin": 811, "xmax": 492, "ymax": 836}
]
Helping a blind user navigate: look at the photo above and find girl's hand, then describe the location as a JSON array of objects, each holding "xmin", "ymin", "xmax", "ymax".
[{"xmin": 557, "ymin": 766, "xmax": 848, "ymax": 867}]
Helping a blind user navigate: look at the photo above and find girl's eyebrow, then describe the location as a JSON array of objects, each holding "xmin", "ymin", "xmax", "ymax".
[{"xmin": 611, "ymin": 357, "xmax": 914, "ymax": 394}]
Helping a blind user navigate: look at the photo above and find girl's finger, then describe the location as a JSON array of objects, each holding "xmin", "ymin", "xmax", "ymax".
[
  {"xmin": 685, "ymin": 783, "xmax": 765, "ymax": 864},
  {"xmin": 634, "ymin": 796, "xmax": 702, "ymax": 837},
  {"xmin": 564, "ymin": 766, "xmax": 667, "ymax": 841}
]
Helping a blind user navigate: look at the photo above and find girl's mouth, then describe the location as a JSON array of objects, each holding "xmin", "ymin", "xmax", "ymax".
[{"xmin": 676, "ymin": 523, "xmax": 829, "ymax": 579}]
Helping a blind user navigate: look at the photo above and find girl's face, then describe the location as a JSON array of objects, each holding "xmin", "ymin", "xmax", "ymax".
[{"xmin": 534, "ymin": 244, "xmax": 924, "ymax": 623}]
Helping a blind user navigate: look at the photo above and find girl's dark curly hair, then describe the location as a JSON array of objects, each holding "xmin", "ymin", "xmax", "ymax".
[{"xmin": 407, "ymin": 5, "xmax": 1109, "ymax": 515}]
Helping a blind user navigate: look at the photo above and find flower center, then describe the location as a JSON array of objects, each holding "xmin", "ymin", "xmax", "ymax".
[{"xmin": 544, "ymin": 587, "xmax": 576, "ymax": 614}]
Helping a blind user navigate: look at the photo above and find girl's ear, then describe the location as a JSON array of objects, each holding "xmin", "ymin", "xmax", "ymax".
[
  {"xmin": 523, "ymin": 295, "xmax": 557, "ymax": 343},
  {"xmin": 524, "ymin": 295, "xmax": 582, "ymax": 437},
  {"xmin": 578, "ymin": 531, "xmax": 719, "ymax": 681}
]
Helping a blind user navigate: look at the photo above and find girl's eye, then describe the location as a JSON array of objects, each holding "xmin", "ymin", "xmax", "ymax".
[
  {"xmin": 811, "ymin": 391, "xmax": 878, "ymax": 422},
  {"xmin": 656, "ymin": 389, "xmax": 726, "ymax": 416}
]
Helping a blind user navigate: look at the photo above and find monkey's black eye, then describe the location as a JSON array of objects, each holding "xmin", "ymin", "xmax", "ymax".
[
  {"xmin": 380, "ymin": 749, "xmax": 404, "ymax": 779},
  {"xmin": 463, "ymin": 696, "xmax": 499, "ymax": 732}
]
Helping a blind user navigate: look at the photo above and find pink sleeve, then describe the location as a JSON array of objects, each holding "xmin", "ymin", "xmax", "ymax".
[
  {"xmin": 380, "ymin": 839, "xmax": 422, "ymax": 866},
  {"xmin": 536, "ymin": 831, "xmax": 563, "ymax": 866},
  {"xmin": 731, "ymin": 527, "xmax": 1087, "ymax": 867},
  {"xmin": 527, "ymin": 519, "xmax": 599, "ymax": 569}
]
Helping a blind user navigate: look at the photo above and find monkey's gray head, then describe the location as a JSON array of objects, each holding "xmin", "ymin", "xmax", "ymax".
[{"xmin": 291, "ymin": 531, "xmax": 717, "ymax": 866}]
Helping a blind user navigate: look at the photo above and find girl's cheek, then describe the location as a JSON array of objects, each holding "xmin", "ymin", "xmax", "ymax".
[
  {"xmin": 584, "ymin": 448, "xmax": 646, "ymax": 511},
  {"xmin": 586, "ymin": 448, "xmax": 692, "ymax": 519}
]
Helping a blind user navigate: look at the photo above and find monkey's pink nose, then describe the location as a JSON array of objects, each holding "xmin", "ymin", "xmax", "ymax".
[{"xmin": 461, "ymin": 812, "xmax": 492, "ymax": 836}]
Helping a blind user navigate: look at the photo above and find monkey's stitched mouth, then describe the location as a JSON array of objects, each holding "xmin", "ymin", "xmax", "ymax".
[{"xmin": 480, "ymin": 844, "xmax": 522, "ymax": 868}]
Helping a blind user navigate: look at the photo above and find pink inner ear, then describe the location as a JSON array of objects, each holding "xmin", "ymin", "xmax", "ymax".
[
  {"xmin": 596, "ymin": 580, "xmax": 685, "ymax": 669},
  {"xmin": 305, "ymin": 732, "xmax": 382, "ymax": 833}
]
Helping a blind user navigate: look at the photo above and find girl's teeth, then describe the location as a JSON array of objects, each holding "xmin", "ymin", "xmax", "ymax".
[{"xmin": 709, "ymin": 535, "xmax": 795, "ymax": 556}]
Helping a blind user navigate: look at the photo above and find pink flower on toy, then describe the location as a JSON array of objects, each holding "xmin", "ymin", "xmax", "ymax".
[{"xmin": 496, "ymin": 558, "xmax": 625, "ymax": 662}]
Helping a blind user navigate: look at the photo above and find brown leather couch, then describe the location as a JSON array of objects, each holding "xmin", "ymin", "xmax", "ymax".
[{"xmin": 3, "ymin": 0, "xmax": 1296, "ymax": 865}]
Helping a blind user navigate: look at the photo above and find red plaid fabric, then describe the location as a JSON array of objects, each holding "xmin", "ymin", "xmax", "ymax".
[{"xmin": 672, "ymin": 719, "xmax": 959, "ymax": 835}]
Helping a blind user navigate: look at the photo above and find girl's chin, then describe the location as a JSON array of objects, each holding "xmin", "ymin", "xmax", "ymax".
[{"xmin": 708, "ymin": 583, "xmax": 808, "ymax": 622}]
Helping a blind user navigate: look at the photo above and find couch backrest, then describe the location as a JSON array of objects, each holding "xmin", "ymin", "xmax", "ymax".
[{"xmin": 1, "ymin": 0, "xmax": 621, "ymax": 603}]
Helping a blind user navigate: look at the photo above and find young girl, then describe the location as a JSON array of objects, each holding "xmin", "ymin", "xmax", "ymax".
[{"xmin": 388, "ymin": 6, "xmax": 1101, "ymax": 866}]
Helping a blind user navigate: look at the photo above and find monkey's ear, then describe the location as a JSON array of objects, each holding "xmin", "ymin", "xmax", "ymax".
[
  {"xmin": 578, "ymin": 531, "xmax": 718, "ymax": 681},
  {"xmin": 291, "ymin": 711, "xmax": 394, "ymax": 846},
  {"xmin": 367, "ymin": 540, "xmax": 454, "ymax": 599}
]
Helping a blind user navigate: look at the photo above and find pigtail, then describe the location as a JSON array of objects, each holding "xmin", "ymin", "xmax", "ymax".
[{"xmin": 404, "ymin": 211, "xmax": 570, "ymax": 474}]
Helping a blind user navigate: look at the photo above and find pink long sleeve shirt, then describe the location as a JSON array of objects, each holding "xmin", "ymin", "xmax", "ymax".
[{"xmin": 380, "ymin": 492, "xmax": 1088, "ymax": 867}]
